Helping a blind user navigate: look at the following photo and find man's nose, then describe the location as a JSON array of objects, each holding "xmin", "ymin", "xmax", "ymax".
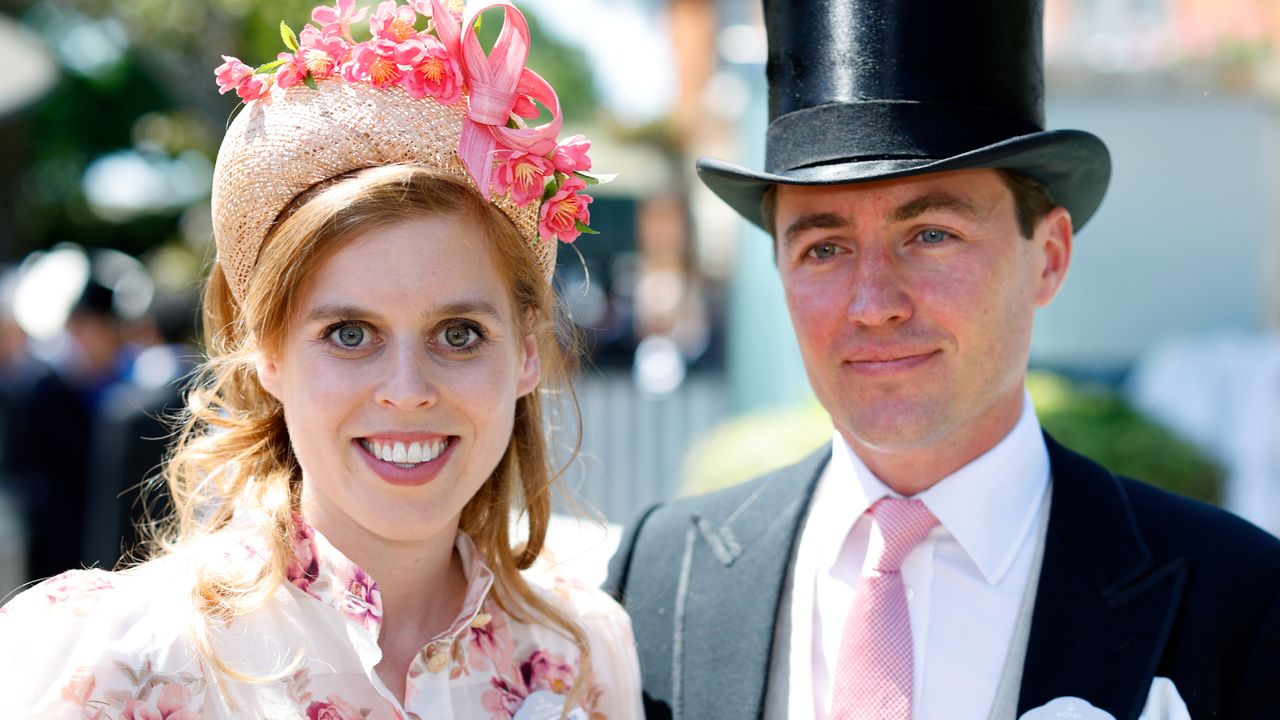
[
  {"xmin": 374, "ymin": 342, "xmax": 440, "ymax": 410},
  {"xmin": 846, "ymin": 250, "xmax": 913, "ymax": 327}
]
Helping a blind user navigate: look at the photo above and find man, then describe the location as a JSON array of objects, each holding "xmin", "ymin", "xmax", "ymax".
[{"xmin": 606, "ymin": 1, "xmax": 1280, "ymax": 718}]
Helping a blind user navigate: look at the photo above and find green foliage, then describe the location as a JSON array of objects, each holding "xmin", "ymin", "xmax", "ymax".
[
  {"xmin": 680, "ymin": 401, "xmax": 831, "ymax": 497},
  {"xmin": 1026, "ymin": 372, "xmax": 1224, "ymax": 505},
  {"xmin": 682, "ymin": 372, "xmax": 1226, "ymax": 505}
]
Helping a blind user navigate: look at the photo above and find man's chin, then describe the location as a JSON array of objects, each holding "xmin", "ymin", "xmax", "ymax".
[{"xmin": 832, "ymin": 400, "xmax": 952, "ymax": 455}]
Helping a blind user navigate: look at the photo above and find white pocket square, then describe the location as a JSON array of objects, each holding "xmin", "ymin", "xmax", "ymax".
[
  {"xmin": 1140, "ymin": 677, "xmax": 1191, "ymax": 720},
  {"xmin": 1019, "ymin": 697, "xmax": 1115, "ymax": 720},
  {"xmin": 1017, "ymin": 678, "xmax": 1190, "ymax": 720}
]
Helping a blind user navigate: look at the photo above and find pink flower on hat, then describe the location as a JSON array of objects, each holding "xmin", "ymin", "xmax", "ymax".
[
  {"xmin": 312, "ymin": 0, "xmax": 368, "ymax": 36},
  {"xmin": 551, "ymin": 134, "xmax": 592, "ymax": 175},
  {"xmin": 492, "ymin": 149, "xmax": 554, "ymax": 206},
  {"xmin": 215, "ymin": 55, "xmax": 270, "ymax": 101},
  {"xmin": 371, "ymin": 0, "xmax": 419, "ymax": 43},
  {"xmin": 396, "ymin": 35, "xmax": 462, "ymax": 104},
  {"xmin": 300, "ymin": 25, "xmax": 350, "ymax": 79},
  {"xmin": 274, "ymin": 52, "xmax": 309, "ymax": 89},
  {"xmin": 238, "ymin": 75, "xmax": 269, "ymax": 101},
  {"xmin": 539, "ymin": 176, "xmax": 593, "ymax": 244},
  {"xmin": 214, "ymin": 56, "xmax": 254, "ymax": 95},
  {"xmin": 344, "ymin": 39, "xmax": 403, "ymax": 87}
]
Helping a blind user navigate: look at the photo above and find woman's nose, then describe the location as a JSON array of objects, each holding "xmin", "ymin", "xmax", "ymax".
[{"xmin": 373, "ymin": 342, "xmax": 439, "ymax": 410}]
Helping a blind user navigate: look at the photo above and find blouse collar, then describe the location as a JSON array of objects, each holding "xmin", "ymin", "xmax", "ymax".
[{"xmin": 283, "ymin": 515, "xmax": 496, "ymax": 646}]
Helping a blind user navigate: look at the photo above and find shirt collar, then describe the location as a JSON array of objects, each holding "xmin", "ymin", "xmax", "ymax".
[
  {"xmin": 816, "ymin": 389, "xmax": 1050, "ymax": 586},
  {"xmin": 284, "ymin": 515, "xmax": 496, "ymax": 644}
]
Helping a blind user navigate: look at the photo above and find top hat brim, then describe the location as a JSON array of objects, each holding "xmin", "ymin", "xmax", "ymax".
[{"xmin": 697, "ymin": 129, "xmax": 1111, "ymax": 235}]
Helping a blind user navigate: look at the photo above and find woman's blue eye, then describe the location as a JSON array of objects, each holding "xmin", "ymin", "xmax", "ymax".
[
  {"xmin": 333, "ymin": 325, "xmax": 365, "ymax": 347},
  {"xmin": 442, "ymin": 324, "xmax": 479, "ymax": 349},
  {"xmin": 919, "ymin": 229, "xmax": 949, "ymax": 244}
]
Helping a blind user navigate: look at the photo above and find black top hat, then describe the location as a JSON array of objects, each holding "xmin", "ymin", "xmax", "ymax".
[{"xmin": 698, "ymin": 0, "xmax": 1111, "ymax": 232}]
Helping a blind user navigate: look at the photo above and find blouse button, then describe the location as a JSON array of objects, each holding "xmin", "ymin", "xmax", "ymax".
[{"xmin": 426, "ymin": 647, "xmax": 450, "ymax": 673}]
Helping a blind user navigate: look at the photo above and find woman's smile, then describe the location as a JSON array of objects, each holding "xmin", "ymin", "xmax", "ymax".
[{"xmin": 354, "ymin": 435, "xmax": 459, "ymax": 486}]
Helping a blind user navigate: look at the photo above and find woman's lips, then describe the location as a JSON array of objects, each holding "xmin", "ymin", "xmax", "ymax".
[{"xmin": 353, "ymin": 435, "xmax": 458, "ymax": 486}]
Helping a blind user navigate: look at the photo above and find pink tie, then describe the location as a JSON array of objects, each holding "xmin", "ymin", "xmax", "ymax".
[{"xmin": 830, "ymin": 497, "xmax": 939, "ymax": 720}]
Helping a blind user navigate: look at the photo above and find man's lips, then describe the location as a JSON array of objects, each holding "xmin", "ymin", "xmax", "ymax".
[{"xmin": 844, "ymin": 349, "xmax": 941, "ymax": 375}]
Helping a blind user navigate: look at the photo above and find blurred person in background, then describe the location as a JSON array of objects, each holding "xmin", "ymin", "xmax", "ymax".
[
  {"xmin": 81, "ymin": 289, "xmax": 199, "ymax": 570},
  {"xmin": 2, "ymin": 244, "xmax": 152, "ymax": 583},
  {"xmin": 0, "ymin": 266, "xmax": 36, "ymax": 598},
  {"xmin": 608, "ymin": 0, "xmax": 1280, "ymax": 718},
  {"xmin": 0, "ymin": 1, "xmax": 642, "ymax": 717}
]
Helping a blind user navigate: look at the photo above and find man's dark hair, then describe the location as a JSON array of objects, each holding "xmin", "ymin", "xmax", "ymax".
[
  {"xmin": 760, "ymin": 168, "xmax": 1056, "ymax": 241},
  {"xmin": 995, "ymin": 168, "xmax": 1055, "ymax": 239}
]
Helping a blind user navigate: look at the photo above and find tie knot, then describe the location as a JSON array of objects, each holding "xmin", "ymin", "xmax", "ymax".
[{"xmin": 866, "ymin": 497, "xmax": 938, "ymax": 572}]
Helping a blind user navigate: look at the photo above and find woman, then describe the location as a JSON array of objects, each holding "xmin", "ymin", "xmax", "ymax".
[{"xmin": 0, "ymin": 1, "xmax": 639, "ymax": 717}]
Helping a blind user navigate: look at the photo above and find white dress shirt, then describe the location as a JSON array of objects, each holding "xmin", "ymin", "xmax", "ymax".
[{"xmin": 785, "ymin": 391, "xmax": 1051, "ymax": 720}]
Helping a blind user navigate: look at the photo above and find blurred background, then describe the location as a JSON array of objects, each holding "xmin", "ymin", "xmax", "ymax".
[{"xmin": 0, "ymin": 0, "xmax": 1277, "ymax": 596}]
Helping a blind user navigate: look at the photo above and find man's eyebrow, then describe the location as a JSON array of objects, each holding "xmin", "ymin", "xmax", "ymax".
[
  {"xmin": 889, "ymin": 193, "xmax": 980, "ymax": 223},
  {"xmin": 782, "ymin": 212, "xmax": 850, "ymax": 246}
]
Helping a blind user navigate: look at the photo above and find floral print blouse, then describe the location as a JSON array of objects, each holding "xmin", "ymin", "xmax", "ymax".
[{"xmin": 0, "ymin": 520, "xmax": 643, "ymax": 719}]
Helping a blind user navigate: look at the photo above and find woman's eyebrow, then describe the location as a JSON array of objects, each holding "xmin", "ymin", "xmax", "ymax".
[
  {"xmin": 302, "ymin": 300, "xmax": 504, "ymax": 324},
  {"xmin": 430, "ymin": 299, "xmax": 504, "ymax": 321},
  {"xmin": 303, "ymin": 303, "xmax": 378, "ymax": 324}
]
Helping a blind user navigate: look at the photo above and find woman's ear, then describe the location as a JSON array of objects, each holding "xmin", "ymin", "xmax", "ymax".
[
  {"xmin": 256, "ymin": 352, "xmax": 284, "ymax": 402},
  {"xmin": 516, "ymin": 332, "xmax": 541, "ymax": 398}
]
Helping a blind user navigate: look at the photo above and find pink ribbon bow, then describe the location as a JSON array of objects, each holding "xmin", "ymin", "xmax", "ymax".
[{"xmin": 433, "ymin": 0, "xmax": 563, "ymax": 198}]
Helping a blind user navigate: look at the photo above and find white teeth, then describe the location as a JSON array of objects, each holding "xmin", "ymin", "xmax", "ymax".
[{"xmin": 363, "ymin": 438, "xmax": 449, "ymax": 465}]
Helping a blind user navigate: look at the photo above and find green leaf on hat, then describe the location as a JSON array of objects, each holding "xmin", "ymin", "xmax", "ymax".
[
  {"xmin": 303, "ymin": 72, "xmax": 319, "ymax": 91},
  {"xmin": 254, "ymin": 58, "xmax": 289, "ymax": 74},
  {"xmin": 574, "ymin": 221, "xmax": 599, "ymax": 235},
  {"xmin": 281, "ymin": 21, "xmax": 300, "ymax": 52},
  {"xmin": 542, "ymin": 175, "xmax": 562, "ymax": 202},
  {"xmin": 574, "ymin": 171, "xmax": 618, "ymax": 186}
]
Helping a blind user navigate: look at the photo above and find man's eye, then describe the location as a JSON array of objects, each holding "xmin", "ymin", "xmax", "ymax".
[
  {"xmin": 919, "ymin": 229, "xmax": 951, "ymax": 244},
  {"xmin": 330, "ymin": 324, "xmax": 367, "ymax": 348},
  {"xmin": 807, "ymin": 242, "xmax": 839, "ymax": 259}
]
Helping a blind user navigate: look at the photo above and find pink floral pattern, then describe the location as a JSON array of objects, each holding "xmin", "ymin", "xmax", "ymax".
[
  {"xmin": 121, "ymin": 683, "xmax": 201, "ymax": 720},
  {"xmin": 306, "ymin": 694, "xmax": 368, "ymax": 720},
  {"xmin": 42, "ymin": 569, "xmax": 115, "ymax": 605},
  {"xmin": 340, "ymin": 566, "xmax": 383, "ymax": 632},
  {"xmin": 0, "ymin": 521, "xmax": 638, "ymax": 719},
  {"xmin": 285, "ymin": 517, "xmax": 322, "ymax": 598},
  {"xmin": 477, "ymin": 646, "xmax": 604, "ymax": 720}
]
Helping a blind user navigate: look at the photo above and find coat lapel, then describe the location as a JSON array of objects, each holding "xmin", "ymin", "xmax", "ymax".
[
  {"xmin": 1017, "ymin": 435, "xmax": 1189, "ymax": 720},
  {"xmin": 677, "ymin": 445, "xmax": 828, "ymax": 720}
]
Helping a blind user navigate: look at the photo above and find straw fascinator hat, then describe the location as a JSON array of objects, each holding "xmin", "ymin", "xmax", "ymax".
[{"xmin": 211, "ymin": 0, "xmax": 604, "ymax": 305}]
